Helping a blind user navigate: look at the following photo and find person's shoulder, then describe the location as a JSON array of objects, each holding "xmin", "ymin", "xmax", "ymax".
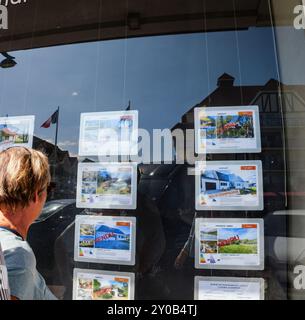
[{"xmin": 0, "ymin": 231, "xmax": 36, "ymax": 270}]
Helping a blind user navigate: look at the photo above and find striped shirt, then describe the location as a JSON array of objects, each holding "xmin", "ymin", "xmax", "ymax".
[{"xmin": 0, "ymin": 242, "xmax": 10, "ymax": 300}]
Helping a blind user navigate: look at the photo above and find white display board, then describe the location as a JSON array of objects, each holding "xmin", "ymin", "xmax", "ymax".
[
  {"xmin": 195, "ymin": 160, "xmax": 264, "ymax": 211},
  {"xmin": 194, "ymin": 277, "xmax": 265, "ymax": 300},
  {"xmin": 194, "ymin": 106, "xmax": 261, "ymax": 154},
  {"xmin": 0, "ymin": 115, "xmax": 35, "ymax": 152},
  {"xmin": 74, "ymin": 215, "xmax": 136, "ymax": 265},
  {"xmin": 76, "ymin": 162, "xmax": 137, "ymax": 210},
  {"xmin": 195, "ymin": 218, "xmax": 264, "ymax": 270},
  {"xmin": 79, "ymin": 110, "xmax": 138, "ymax": 156},
  {"xmin": 73, "ymin": 268, "xmax": 135, "ymax": 300}
]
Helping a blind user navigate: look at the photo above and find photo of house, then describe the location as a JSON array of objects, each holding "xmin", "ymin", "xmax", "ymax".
[
  {"xmin": 196, "ymin": 161, "xmax": 263, "ymax": 210},
  {"xmin": 0, "ymin": 116, "xmax": 34, "ymax": 151},
  {"xmin": 92, "ymin": 277, "xmax": 129, "ymax": 300},
  {"xmin": 201, "ymin": 170, "xmax": 252, "ymax": 194},
  {"xmin": 95, "ymin": 223, "xmax": 131, "ymax": 250}
]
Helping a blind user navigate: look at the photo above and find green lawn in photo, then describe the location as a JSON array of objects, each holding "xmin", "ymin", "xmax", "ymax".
[
  {"xmin": 218, "ymin": 243, "xmax": 257, "ymax": 254},
  {"xmin": 14, "ymin": 135, "xmax": 29, "ymax": 143}
]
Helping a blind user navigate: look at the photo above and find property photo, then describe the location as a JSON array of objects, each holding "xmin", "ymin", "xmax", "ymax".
[
  {"xmin": 92, "ymin": 277, "xmax": 129, "ymax": 300},
  {"xmin": 96, "ymin": 168, "xmax": 132, "ymax": 196},
  {"xmin": 0, "ymin": 116, "xmax": 34, "ymax": 151},
  {"xmin": 95, "ymin": 223, "xmax": 131, "ymax": 251},
  {"xmin": 200, "ymin": 112, "xmax": 254, "ymax": 140},
  {"xmin": 217, "ymin": 227, "xmax": 258, "ymax": 254},
  {"xmin": 196, "ymin": 161, "xmax": 263, "ymax": 211}
]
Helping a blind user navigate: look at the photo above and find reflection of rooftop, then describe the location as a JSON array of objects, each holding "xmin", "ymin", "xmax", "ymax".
[
  {"xmin": 33, "ymin": 135, "xmax": 77, "ymax": 164},
  {"xmin": 172, "ymin": 73, "xmax": 305, "ymax": 131}
]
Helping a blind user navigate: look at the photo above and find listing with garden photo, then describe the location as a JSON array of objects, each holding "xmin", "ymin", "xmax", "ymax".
[
  {"xmin": 73, "ymin": 269, "xmax": 134, "ymax": 300},
  {"xmin": 195, "ymin": 218, "xmax": 264, "ymax": 270},
  {"xmin": 76, "ymin": 162, "xmax": 137, "ymax": 209},
  {"xmin": 195, "ymin": 106, "xmax": 261, "ymax": 154}
]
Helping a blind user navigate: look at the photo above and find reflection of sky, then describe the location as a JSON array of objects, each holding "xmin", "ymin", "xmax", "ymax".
[
  {"xmin": 218, "ymin": 228, "xmax": 257, "ymax": 241},
  {"xmin": 0, "ymin": 27, "xmax": 278, "ymax": 156},
  {"xmin": 275, "ymin": 27, "xmax": 305, "ymax": 84}
]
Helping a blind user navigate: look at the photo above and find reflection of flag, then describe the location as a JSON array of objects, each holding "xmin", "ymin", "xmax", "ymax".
[{"xmin": 41, "ymin": 110, "xmax": 59, "ymax": 128}]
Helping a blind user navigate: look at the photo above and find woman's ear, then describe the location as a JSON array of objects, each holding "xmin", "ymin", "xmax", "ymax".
[{"xmin": 33, "ymin": 191, "xmax": 40, "ymax": 203}]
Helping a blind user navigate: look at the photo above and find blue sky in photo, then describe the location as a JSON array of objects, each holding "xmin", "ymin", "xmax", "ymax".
[
  {"xmin": 218, "ymin": 227, "xmax": 257, "ymax": 241},
  {"xmin": 95, "ymin": 224, "xmax": 130, "ymax": 236}
]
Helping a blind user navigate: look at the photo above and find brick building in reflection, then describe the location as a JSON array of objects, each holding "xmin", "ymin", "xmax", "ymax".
[
  {"xmin": 172, "ymin": 73, "xmax": 305, "ymax": 211},
  {"xmin": 33, "ymin": 136, "xmax": 78, "ymax": 200}
]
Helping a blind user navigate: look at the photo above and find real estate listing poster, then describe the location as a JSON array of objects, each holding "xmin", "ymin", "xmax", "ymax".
[
  {"xmin": 74, "ymin": 215, "xmax": 136, "ymax": 265},
  {"xmin": 195, "ymin": 218, "xmax": 264, "ymax": 270},
  {"xmin": 194, "ymin": 277, "xmax": 264, "ymax": 300},
  {"xmin": 76, "ymin": 162, "xmax": 137, "ymax": 209},
  {"xmin": 194, "ymin": 106, "xmax": 261, "ymax": 154},
  {"xmin": 73, "ymin": 269, "xmax": 135, "ymax": 300},
  {"xmin": 79, "ymin": 110, "xmax": 138, "ymax": 156},
  {"xmin": 195, "ymin": 160, "xmax": 264, "ymax": 211},
  {"xmin": 0, "ymin": 115, "xmax": 35, "ymax": 152}
]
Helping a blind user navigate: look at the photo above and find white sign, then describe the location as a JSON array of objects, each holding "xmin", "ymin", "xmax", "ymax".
[
  {"xmin": 195, "ymin": 106, "xmax": 261, "ymax": 154},
  {"xmin": 73, "ymin": 269, "xmax": 135, "ymax": 300},
  {"xmin": 74, "ymin": 215, "xmax": 136, "ymax": 265},
  {"xmin": 79, "ymin": 111, "xmax": 138, "ymax": 156},
  {"xmin": 195, "ymin": 218, "xmax": 264, "ymax": 270},
  {"xmin": 0, "ymin": 115, "xmax": 35, "ymax": 152},
  {"xmin": 194, "ymin": 277, "xmax": 264, "ymax": 300},
  {"xmin": 76, "ymin": 162, "xmax": 137, "ymax": 210},
  {"xmin": 195, "ymin": 160, "xmax": 264, "ymax": 211}
]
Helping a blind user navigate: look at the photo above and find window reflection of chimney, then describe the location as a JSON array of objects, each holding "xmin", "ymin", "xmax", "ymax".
[{"xmin": 217, "ymin": 73, "xmax": 235, "ymax": 87}]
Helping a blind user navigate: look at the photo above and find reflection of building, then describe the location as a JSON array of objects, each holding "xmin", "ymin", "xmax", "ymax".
[
  {"xmin": 33, "ymin": 136, "xmax": 78, "ymax": 199},
  {"xmin": 172, "ymin": 72, "xmax": 305, "ymax": 210}
]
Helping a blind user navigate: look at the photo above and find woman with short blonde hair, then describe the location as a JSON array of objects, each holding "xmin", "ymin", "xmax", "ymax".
[{"xmin": 0, "ymin": 147, "xmax": 57, "ymax": 300}]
